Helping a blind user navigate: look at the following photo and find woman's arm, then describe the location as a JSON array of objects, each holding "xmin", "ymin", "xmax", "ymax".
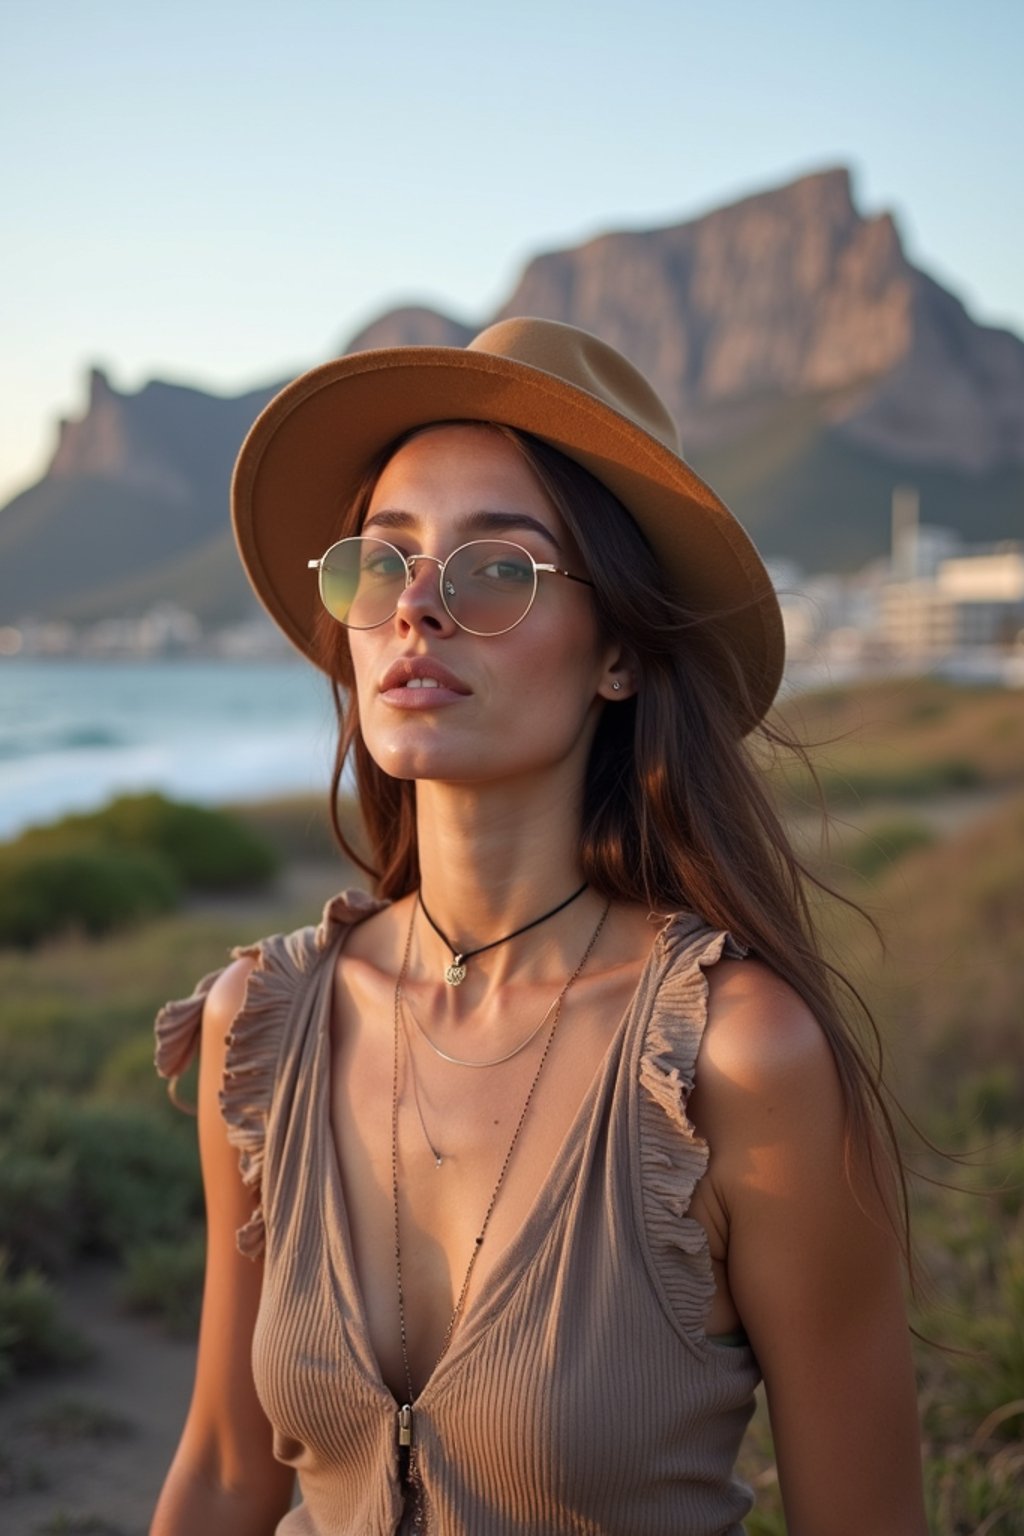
[
  {"xmin": 693, "ymin": 958, "xmax": 927, "ymax": 1536},
  {"xmin": 150, "ymin": 958, "xmax": 295, "ymax": 1536}
]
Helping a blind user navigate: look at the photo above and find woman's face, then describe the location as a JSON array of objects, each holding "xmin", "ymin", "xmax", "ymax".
[{"xmin": 346, "ymin": 424, "xmax": 626, "ymax": 790}]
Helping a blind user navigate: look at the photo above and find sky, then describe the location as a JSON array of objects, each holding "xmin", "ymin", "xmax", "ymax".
[{"xmin": 2, "ymin": 0, "xmax": 1022, "ymax": 506}]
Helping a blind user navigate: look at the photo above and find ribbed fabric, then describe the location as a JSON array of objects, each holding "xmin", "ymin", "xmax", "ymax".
[{"xmin": 156, "ymin": 890, "xmax": 761, "ymax": 1535}]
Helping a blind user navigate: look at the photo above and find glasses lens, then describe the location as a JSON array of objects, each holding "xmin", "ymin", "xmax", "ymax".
[
  {"xmin": 319, "ymin": 537, "xmax": 406, "ymax": 628},
  {"xmin": 443, "ymin": 541, "xmax": 537, "ymax": 635}
]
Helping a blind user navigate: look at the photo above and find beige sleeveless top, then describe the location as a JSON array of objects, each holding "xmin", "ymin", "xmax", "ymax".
[{"xmin": 156, "ymin": 890, "xmax": 761, "ymax": 1534}]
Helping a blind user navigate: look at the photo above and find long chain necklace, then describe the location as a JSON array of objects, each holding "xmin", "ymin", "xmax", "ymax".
[
  {"xmin": 391, "ymin": 894, "xmax": 609, "ymax": 1463},
  {"xmin": 418, "ymin": 882, "xmax": 587, "ymax": 986}
]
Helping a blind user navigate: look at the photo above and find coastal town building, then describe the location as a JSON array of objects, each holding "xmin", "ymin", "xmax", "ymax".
[{"xmin": 774, "ymin": 489, "xmax": 1023, "ymax": 690}]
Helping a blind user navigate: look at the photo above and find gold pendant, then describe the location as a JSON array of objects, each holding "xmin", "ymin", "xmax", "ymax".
[{"xmin": 445, "ymin": 961, "xmax": 467, "ymax": 986}]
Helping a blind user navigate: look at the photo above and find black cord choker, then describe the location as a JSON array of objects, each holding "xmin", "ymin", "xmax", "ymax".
[{"xmin": 417, "ymin": 883, "xmax": 588, "ymax": 986}]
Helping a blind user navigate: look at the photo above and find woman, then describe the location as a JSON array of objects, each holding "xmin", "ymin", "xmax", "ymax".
[{"xmin": 152, "ymin": 319, "xmax": 927, "ymax": 1534}]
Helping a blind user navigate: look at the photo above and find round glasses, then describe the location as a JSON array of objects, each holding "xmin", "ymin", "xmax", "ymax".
[{"xmin": 308, "ymin": 536, "xmax": 593, "ymax": 637}]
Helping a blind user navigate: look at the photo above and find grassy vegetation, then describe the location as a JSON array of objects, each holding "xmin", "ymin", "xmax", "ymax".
[
  {"xmin": 0, "ymin": 676, "xmax": 1020, "ymax": 1532},
  {"xmin": 769, "ymin": 677, "xmax": 1024, "ymax": 809}
]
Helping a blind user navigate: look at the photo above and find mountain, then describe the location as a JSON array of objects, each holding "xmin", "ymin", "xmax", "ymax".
[
  {"xmin": 494, "ymin": 170, "xmax": 1024, "ymax": 471},
  {"xmin": 0, "ymin": 371, "xmax": 283, "ymax": 626},
  {"xmin": 3, "ymin": 168, "xmax": 1022, "ymax": 628}
]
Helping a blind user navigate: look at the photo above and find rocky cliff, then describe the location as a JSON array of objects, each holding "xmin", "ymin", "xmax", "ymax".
[
  {"xmin": 497, "ymin": 170, "xmax": 918, "ymax": 448},
  {"xmin": 387, "ymin": 168, "xmax": 1024, "ymax": 473}
]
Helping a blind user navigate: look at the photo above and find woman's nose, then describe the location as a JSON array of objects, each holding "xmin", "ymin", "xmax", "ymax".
[{"xmin": 393, "ymin": 555, "xmax": 456, "ymax": 633}]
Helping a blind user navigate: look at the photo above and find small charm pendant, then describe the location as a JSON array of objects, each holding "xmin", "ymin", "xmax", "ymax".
[{"xmin": 445, "ymin": 960, "xmax": 467, "ymax": 986}]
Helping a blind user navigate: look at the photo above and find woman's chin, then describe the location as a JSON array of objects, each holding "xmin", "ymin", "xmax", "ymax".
[{"xmin": 365, "ymin": 736, "xmax": 483, "ymax": 785}]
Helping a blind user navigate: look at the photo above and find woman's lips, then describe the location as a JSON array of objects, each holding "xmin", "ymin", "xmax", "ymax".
[{"xmin": 379, "ymin": 656, "xmax": 472, "ymax": 707}]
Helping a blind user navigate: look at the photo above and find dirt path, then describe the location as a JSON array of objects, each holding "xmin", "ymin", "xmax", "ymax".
[{"xmin": 0, "ymin": 1266, "xmax": 195, "ymax": 1536}]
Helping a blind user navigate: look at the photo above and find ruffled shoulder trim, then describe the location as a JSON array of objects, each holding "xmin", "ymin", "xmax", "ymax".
[
  {"xmin": 153, "ymin": 966, "xmax": 226, "ymax": 1112},
  {"xmin": 154, "ymin": 887, "xmax": 387, "ymax": 1257},
  {"xmin": 637, "ymin": 912, "xmax": 748, "ymax": 1341}
]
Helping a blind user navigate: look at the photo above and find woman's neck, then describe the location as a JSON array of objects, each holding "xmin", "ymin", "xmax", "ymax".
[{"xmin": 412, "ymin": 772, "xmax": 590, "ymax": 981}]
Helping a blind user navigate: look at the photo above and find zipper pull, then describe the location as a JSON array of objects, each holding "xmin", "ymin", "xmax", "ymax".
[{"xmin": 398, "ymin": 1403, "xmax": 413, "ymax": 1447}]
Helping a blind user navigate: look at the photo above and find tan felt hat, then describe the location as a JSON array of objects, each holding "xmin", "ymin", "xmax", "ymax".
[{"xmin": 231, "ymin": 316, "xmax": 785, "ymax": 728}]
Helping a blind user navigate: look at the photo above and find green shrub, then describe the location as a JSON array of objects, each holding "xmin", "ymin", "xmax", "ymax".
[
  {"xmin": 79, "ymin": 792, "xmax": 279, "ymax": 891},
  {"xmin": 0, "ymin": 844, "xmax": 179, "ymax": 948},
  {"xmin": 0, "ymin": 1146, "xmax": 80, "ymax": 1272},
  {"xmin": 67, "ymin": 1105, "xmax": 200, "ymax": 1258},
  {"xmin": 924, "ymin": 1442, "xmax": 1024, "ymax": 1535},
  {"xmin": 846, "ymin": 819, "xmax": 935, "ymax": 880},
  {"xmin": 951, "ymin": 1233, "xmax": 1024, "ymax": 1432},
  {"xmin": 830, "ymin": 756, "xmax": 982, "ymax": 802},
  {"xmin": 30, "ymin": 792, "xmax": 280, "ymax": 890},
  {"xmin": 229, "ymin": 792, "xmax": 341, "ymax": 863},
  {"xmin": 14, "ymin": 1098, "xmax": 201, "ymax": 1260},
  {"xmin": 0, "ymin": 998, "xmax": 152, "ymax": 1098},
  {"xmin": 778, "ymin": 755, "xmax": 984, "ymax": 809},
  {"xmin": 0, "ymin": 1250, "xmax": 88, "ymax": 1387},
  {"xmin": 122, "ymin": 1233, "xmax": 205, "ymax": 1335},
  {"xmin": 956, "ymin": 1068, "xmax": 1022, "ymax": 1137},
  {"xmin": 0, "ymin": 794, "xmax": 279, "ymax": 948},
  {"xmin": 94, "ymin": 1032, "xmax": 174, "ymax": 1110}
]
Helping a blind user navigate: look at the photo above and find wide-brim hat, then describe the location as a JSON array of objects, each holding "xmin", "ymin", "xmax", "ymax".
[{"xmin": 232, "ymin": 317, "xmax": 784, "ymax": 729}]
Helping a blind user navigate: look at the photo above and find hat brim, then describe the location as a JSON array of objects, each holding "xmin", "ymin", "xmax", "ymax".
[{"xmin": 231, "ymin": 345, "xmax": 784, "ymax": 729}]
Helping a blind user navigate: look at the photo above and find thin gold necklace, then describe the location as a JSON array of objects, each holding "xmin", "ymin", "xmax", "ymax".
[
  {"xmin": 390, "ymin": 896, "xmax": 609, "ymax": 1463},
  {"xmin": 401, "ymin": 983, "xmax": 560, "ymax": 1162},
  {"xmin": 399, "ymin": 1004, "xmax": 445, "ymax": 1168},
  {"xmin": 402, "ymin": 987, "xmax": 559, "ymax": 1069}
]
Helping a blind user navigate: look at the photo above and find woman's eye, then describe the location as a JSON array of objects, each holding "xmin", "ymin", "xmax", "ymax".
[
  {"xmin": 363, "ymin": 552, "xmax": 406, "ymax": 578},
  {"xmin": 479, "ymin": 558, "xmax": 533, "ymax": 583}
]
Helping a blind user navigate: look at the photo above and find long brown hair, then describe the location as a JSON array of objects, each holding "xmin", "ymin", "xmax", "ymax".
[{"xmin": 316, "ymin": 421, "xmax": 911, "ymax": 1263}]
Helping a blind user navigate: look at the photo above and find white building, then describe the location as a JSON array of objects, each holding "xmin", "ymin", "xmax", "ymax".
[{"xmin": 880, "ymin": 541, "xmax": 1024, "ymax": 658}]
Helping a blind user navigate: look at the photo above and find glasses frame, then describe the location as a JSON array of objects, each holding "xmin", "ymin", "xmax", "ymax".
[{"xmin": 307, "ymin": 535, "xmax": 594, "ymax": 637}]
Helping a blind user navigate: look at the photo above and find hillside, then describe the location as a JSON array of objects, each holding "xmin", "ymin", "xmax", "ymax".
[{"xmin": 0, "ymin": 374, "xmax": 280, "ymax": 626}]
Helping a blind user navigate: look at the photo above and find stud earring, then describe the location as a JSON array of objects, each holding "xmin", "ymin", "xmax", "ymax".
[{"xmin": 612, "ymin": 680, "xmax": 622, "ymax": 691}]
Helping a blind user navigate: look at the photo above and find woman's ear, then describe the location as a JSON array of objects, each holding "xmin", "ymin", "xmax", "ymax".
[{"xmin": 597, "ymin": 651, "xmax": 638, "ymax": 701}]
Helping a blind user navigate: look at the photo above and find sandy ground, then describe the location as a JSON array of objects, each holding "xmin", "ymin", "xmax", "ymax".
[{"xmin": 0, "ymin": 1269, "xmax": 195, "ymax": 1535}]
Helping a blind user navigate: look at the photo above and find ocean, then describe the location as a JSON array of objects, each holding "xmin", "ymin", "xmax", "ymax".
[{"xmin": 0, "ymin": 659, "xmax": 339, "ymax": 840}]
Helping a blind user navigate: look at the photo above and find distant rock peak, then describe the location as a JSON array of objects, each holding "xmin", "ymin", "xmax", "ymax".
[
  {"xmin": 342, "ymin": 304, "xmax": 477, "ymax": 354},
  {"xmin": 88, "ymin": 365, "xmax": 115, "ymax": 400}
]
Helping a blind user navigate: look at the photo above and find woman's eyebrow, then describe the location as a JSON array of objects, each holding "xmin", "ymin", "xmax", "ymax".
[{"xmin": 362, "ymin": 507, "xmax": 563, "ymax": 553}]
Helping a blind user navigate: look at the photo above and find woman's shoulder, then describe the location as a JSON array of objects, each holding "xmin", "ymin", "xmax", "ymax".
[
  {"xmin": 203, "ymin": 952, "xmax": 256, "ymax": 1030},
  {"xmin": 648, "ymin": 904, "xmax": 830, "ymax": 1082},
  {"xmin": 690, "ymin": 955, "xmax": 848, "ymax": 1215},
  {"xmin": 701, "ymin": 955, "xmax": 835, "ymax": 1091}
]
